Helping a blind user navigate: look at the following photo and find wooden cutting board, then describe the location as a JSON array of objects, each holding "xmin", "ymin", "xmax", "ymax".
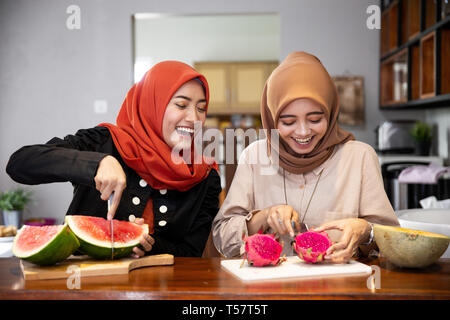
[
  {"xmin": 20, "ymin": 254, "xmax": 174, "ymax": 280},
  {"xmin": 221, "ymin": 256, "xmax": 373, "ymax": 282}
]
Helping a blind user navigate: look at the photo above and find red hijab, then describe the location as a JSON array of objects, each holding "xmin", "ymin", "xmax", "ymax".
[{"xmin": 99, "ymin": 61, "xmax": 217, "ymax": 192}]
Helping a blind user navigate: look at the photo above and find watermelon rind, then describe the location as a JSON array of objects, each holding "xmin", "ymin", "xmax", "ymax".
[
  {"xmin": 65, "ymin": 215, "xmax": 149, "ymax": 260},
  {"xmin": 12, "ymin": 224, "xmax": 80, "ymax": 266}
]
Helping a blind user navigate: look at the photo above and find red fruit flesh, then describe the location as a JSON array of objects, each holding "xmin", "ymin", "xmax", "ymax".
[
  {"xmin": 293, "ymin": 231, "xmax": 332, "ymax": 264},
  {"xmin": 244, "ymin": 233, "xmax": 283, "ymax": 267},
  {"xmin": 69, "ymin": 215, "xmax": 145, "ymax": 243},
  {"xmin": 14, "ymin": 225, "xmax": 63, "ymax": 252}
]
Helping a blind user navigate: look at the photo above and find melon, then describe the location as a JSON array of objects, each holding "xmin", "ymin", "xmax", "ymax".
[
  {"xmin": 66, "ymin": 215, "xmax": 148, "ymax": 260},
  {"xmin": 12, "ymin": 224, "xmax": 80, "ymax": 266},
  {"xmin": 373, "ymin": 224, "xmax": 450, "ymax": 268}
]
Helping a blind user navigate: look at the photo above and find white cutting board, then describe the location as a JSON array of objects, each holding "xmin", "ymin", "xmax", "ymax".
[{"xmin": 221, "ymin": 256, "xmax": 372, "ymax": 282}]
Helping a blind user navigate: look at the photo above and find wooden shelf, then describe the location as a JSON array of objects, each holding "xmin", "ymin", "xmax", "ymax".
[
  {"xmin": 420, "ymin": 31, "xmax": 436, "ymax": 98},
  {"xmin": 381, "ymin": 1, "xmax": 400, "ymax": 56},
  {"xmin": 441, "ymin": 26, "xmax": 450, "ymax": 94},
  {"xmin": 390, "ymin": 1, "xmax": 400, "ymax": 51},
  {"xmin": 380, "ymin": 0, "xmax": 450, "ymax": 110},
  {"xmin": 400, "ymin": 0, "xmax": 409, "ymax": 44},
  {"xmin": 380, "ymin": 93, "xmax": 450, "ymax": 109},
  {"xmin": 425, "ymin": 0, "xmax": 437, "ymax": 30},
  {"xmin": 381, "ymin": 14, "xmax": 450, "ymax": 61},
  {"xmin": 408, "ymin": 0, "xmax": 421, "ymax": 40},
  {"xmin": 380, "ymin": 49, "xmax": 408, "ymax": 105},
  {"xmin": 411, "ymin": 43, "xmax": 421, "ymax": 100}
]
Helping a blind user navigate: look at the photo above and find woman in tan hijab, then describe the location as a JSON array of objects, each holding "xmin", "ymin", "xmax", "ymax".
[{"xmin": 212, "ymin": 52, "xmax": 399, "ymax": 263}]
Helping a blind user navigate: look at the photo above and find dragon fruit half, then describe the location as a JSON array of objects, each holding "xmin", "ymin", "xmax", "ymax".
[
  {"xmin": 293, "ymin": 231, "xmax": 332, "ymax": 264},
  {"xmin": 242, "ymin": 232, "xmax": 285, "ymax": 267}
]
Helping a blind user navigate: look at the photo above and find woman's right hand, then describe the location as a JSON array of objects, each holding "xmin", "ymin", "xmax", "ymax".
[
  {"xmin": 248, "ymin": 205, "xmax": 300, "ymax": 237},
  {"xmin": 94, "ymin": 155, "xmax": 127, "ymax": 220}
]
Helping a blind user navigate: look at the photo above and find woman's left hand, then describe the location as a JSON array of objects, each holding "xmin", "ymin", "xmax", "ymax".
[
  {"xmin": 131, "ymin": 218, "xmax": 155, "ymax": 258},
  {"xmin": 312, "ymin": 218, "xmax": 371, "ymax": 264}
]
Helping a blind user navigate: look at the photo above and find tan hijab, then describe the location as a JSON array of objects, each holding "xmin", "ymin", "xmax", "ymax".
[{"xmin": 261, "ymin": 51, "xmax": 354, "ymax": 174}]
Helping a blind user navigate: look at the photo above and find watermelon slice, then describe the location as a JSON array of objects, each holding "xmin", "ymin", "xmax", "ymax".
[
  {"xmin": 66, "ymin": 215, "xmax": 149, "ymax": 260},
  {"xmin": 12, "ymin": 224, "xmax": 80, "ymax": 266}
]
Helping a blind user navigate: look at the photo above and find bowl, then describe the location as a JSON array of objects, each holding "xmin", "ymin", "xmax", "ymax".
[{"xmin": 373, "ymin": 224, "xmax": 450, "ymax": 268}]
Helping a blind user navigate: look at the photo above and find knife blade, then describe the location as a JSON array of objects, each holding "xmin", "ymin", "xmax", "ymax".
[
  {"xmin": 108, "ymin": 194, "xmax": 114, "ymax": 260},
  {"xmin": 289, "ymin": 220, "xmax": 309, "ymax": 247}
]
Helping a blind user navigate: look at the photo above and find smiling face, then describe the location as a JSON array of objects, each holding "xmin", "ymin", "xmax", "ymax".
[
  {"xmin": 277, "ymin": 98, "xmax": 328, "ymax": 155},
  {"xmin": 162, "ymin": 79, "xmax": 207, "ymax": 149}
]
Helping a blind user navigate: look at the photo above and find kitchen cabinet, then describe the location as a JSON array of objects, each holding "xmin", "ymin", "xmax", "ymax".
[
  {"xmin": 194, "ymin": 61, "xmax": 278, "ymax": 115},
  {"xmin": 380, "ymin": 0, "xmax": 450, "ymax": 109}
]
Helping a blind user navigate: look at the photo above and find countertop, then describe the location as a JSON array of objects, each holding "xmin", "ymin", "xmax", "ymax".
[{"xmin": 0, "ymin": 256, "xmax": 449, "ymax": 300}]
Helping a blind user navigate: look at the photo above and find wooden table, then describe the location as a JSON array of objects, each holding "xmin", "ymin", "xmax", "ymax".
[{"xmin": 0, "ymin": 257, "xmax": 449, "ymax": 300}]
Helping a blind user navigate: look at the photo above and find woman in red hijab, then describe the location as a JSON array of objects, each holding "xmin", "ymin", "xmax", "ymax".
[{"xmin": 7, "ymin": 61, "xmax": 221, "ymax": 257}]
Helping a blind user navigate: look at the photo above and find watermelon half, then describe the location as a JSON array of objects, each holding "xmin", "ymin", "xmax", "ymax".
[
  {"xmin": 66, "ymin": 215, "xmax": 149, "ymax": 260},
  {"xmin": 12, "ymin": 224, "xmax": 80, "ymax": 266}
]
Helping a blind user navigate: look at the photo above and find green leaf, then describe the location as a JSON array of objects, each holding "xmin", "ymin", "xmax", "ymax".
[
  {"xmin": 0, "ymin": 188, "xmax": 32, "ymax": 211},
  {"xmin": 410, "ymin": 121, "xmax": 432, "ymax": 142}
]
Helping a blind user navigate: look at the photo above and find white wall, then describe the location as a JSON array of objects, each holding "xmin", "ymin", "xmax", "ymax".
[{"xmin": 0, "ymin": 0, "xmax": 447, "ymax": 223}]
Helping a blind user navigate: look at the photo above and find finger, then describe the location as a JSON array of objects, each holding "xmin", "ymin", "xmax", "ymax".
[
  {"xmin": 325, "ymin": 246, "xmax": 354, "ymax": 263},
  {"xmin": 286, "ymin": 210, "xmax": 299, "ymax": 237},
  {"xmin": 268, "ymin": 210, "xmax": 285, "ymax": 235},
  {"xmin": 325, "ymin": 230, "xmax": 352, "ymax": 255},
  {"xmin": 314, "ymin": 222, "xmax": 344, "ymax": 233},
  {"xmin": 275, "ymin": 208, "xmax": 291, "ymax": 234},
  {"xmin": 106, "ymin": 198, "xmax": 116, "ymax": 221},
  {"xmin": 266, "ymin": 211, "xmax": 280, "ymax": 234},
  {"xmin": 283, "ymin": 218, "xmax": 295, "ymax": 237},
  {"xmin": 266, "ymin": 213, "xmax": 276, "ymax": 233},
  {"xmin": 139, "ymin": 236, "xmax": 152, "ymax": 252},
  {"xmin": 134, "ymin": 218, "xmax": 145, "ymax": 225},
  {"xmin": 99, "ymin": 180, "xmax": 115, "ymax": 200},
  {"xmin": 326, "ymin": 242, "xmax": 346, "ymax": 256},
  {"xmin": 293, "ymin": 220, "xmax": 301, "ymax": 233},
  {"xmin": 107, "ymin": 188, "xmax": 124, "ymax": 220},
  {"xmin": 326, "ymin": 231, "xmax": 359, "ymax": 259},
  {"xmin": 133, "ymin": 246, "xmax": 145, "ymax": 257},
  {"xmin": 326, "ymin": 253, "xmax": 351, "ymax": 264},
  {"xmin": 145, "ymin": 234, "xmax": 155, "ymax": 246},
  {"xmin": 94, "ymin": 178, "xmax": 103, "ymax": 193}
]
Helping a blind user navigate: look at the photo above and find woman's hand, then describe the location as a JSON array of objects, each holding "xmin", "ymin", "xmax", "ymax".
[
  {"xmin": 131, "ymin": 218, "xmax": 155, "ymax": 258},
  {"xmin": 313, "ymin": 218, "xmax": 371, "ymax": 264},
  {"xmin": 248, "ymin": 205, "xmax": 300, "ymax": 237},
  {"xmin": 94, "ymin": 155, "xmax": 127, "ymax": 220}
]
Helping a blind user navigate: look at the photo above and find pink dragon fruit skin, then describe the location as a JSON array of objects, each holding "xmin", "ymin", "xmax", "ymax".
[
  {"xmin": 243, "ymin": 233, "xmax": 284, "ymax": 267},
  {"xmin": 293, "ymin": 231, "xmax": 332, "ymax": 264}
]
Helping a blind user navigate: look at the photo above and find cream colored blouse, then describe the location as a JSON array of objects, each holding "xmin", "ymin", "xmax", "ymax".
[{"xmin": 212, "ymin": 139, "xmax": 400, "ymax": 258}]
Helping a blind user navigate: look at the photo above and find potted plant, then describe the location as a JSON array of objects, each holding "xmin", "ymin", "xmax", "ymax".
[
  {"xmin": 0, "ymin": 188, "xmax": 32, "ymax": 228},
  {"xmin": 410, "ymin": 121, "xmax": 432, "ymax": 156}
]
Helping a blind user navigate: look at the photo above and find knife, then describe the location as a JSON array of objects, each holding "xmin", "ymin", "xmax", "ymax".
[
  {"xmin": 289, "ymin": 220, "xmax": 308, "ymax": 247},
  {"xmin": 108, "ymin": 194, "xmax": 114, "ymax": 260}
]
